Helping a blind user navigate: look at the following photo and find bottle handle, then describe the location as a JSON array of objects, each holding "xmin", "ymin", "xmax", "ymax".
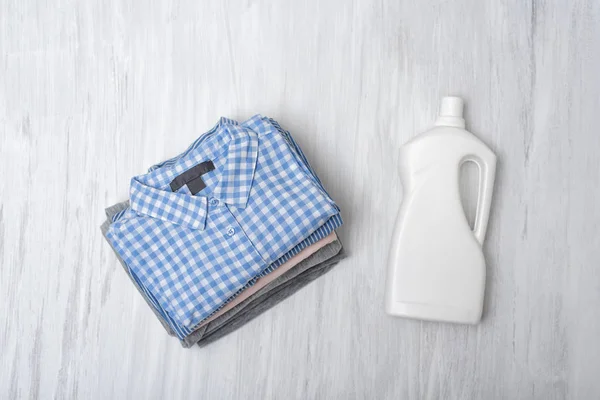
[{"xmin": 463, "ymin": 152, "xmax": 496, "ymax": 245}]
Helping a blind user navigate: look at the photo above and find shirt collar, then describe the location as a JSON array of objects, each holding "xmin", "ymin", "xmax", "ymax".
[
  {"xmin": 210, "ymin": 123, "xmax": 259, "ymax": 208},
  {"xmin": 129, "ymin": 177, "xmax": 208, "ymax": 230},
  {"xmin": 129, "ymin": 115, "xmax": 278, "ymax": 230}
]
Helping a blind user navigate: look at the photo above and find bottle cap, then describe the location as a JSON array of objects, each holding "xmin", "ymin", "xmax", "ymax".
[
  {"xmin": 440, "ymin": 97, "xmax": 464, "ymax": 118},
  {"xmin": 435, "ymin": 96, "xmax": 465, "ymax": 128}
]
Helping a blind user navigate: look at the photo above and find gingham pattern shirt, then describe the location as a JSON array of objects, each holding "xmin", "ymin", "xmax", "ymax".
[{"xmin": 106, "ymin": 115, "xmax": 340, "ymax": 337}]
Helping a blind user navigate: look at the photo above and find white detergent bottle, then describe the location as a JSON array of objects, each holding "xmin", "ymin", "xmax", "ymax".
[{"xmin": 385, "ymin": 97, "xmax": 497, "ymax": 324}]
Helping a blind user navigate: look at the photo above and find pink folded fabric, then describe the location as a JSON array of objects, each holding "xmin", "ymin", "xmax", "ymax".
[{"xmin": 199, "ymin": 232, "xmax": 338, "ymax": 327}]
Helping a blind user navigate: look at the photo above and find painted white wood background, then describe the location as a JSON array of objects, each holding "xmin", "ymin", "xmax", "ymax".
[{"xmin": 1, "ymin": 0, "xmax": 599, "ymax": 398}]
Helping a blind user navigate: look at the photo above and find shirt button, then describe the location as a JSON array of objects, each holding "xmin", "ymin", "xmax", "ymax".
[
  {"xmin": 226, "ymin": 227, "xmax": 235, "ymax": 236},
  {"xmin": 210, "ymin": 198, "xmax": 219, "ymax": 206}
]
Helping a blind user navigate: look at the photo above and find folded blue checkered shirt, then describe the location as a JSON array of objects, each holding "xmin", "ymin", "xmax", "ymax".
[{"xmin": 106, "ymin": 115, "xmax": 342, "ymax": 339}]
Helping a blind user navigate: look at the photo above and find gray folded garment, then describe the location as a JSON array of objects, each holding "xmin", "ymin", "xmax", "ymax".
[{"xmin": 101, "ymin": 201, "xmax": 345, "ymax": 347}]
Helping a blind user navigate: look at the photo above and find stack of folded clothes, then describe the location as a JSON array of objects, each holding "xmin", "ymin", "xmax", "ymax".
[{"xmin": 101, "ymin": 115, "xmax": 345, "ymax": 347}]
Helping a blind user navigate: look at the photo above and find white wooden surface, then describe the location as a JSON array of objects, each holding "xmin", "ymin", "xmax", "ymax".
[{"xmin": 2, "ymin": 0, "xmax": 600, "ymax": 398}]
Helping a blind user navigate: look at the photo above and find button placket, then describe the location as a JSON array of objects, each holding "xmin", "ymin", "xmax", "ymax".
[{"xmin": 213, "ymin": 204, "xmax": 267, "ymax": 266}]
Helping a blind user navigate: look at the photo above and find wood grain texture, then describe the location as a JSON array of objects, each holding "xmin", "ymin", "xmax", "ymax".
[{"xmin": 1, "ymin": 0, "xmax": 599, "ymax": 398}]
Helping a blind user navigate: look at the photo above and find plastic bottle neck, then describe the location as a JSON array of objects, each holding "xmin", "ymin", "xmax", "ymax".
[{"xmin": 434, "ymin": 116, "xmax": 465, "ymax": 129}]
